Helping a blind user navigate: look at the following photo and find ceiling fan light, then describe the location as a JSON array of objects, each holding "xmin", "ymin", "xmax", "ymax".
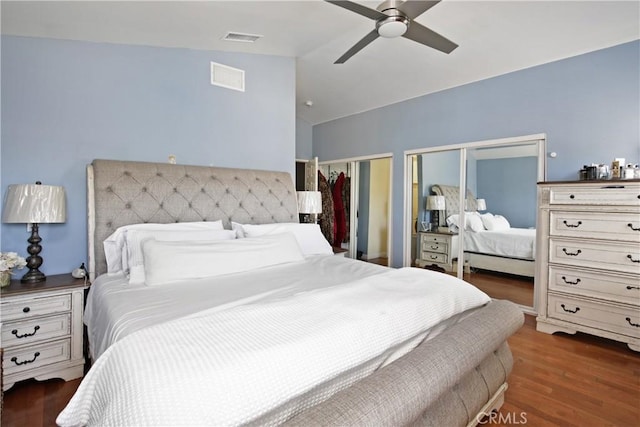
[{"xmin": 376, "ymin": 16, "xmax": 409, "ymax": 38}]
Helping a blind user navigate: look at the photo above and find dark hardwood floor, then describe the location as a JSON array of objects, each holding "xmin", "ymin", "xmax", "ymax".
[
  {"xmin": 465, "ymin": 269, "xmax": 534, "ymax": 307},
  {"xmin": 2, "ymin": 310, "xmax": 638, "ymax": 426}
]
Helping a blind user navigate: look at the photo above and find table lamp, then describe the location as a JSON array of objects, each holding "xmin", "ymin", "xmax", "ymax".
[{"xmin": 297, "ymin": 191, "xmax": 322, "ymax": 223}]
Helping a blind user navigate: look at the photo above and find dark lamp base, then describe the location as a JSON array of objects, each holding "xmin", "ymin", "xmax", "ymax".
[{"xmin": 21, "ymin": 269, "xmax": 46, "ymax": 283}]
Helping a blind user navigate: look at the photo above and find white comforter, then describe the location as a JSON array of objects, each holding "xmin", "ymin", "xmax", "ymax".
[
  {"xmin": 58, "ymin": 263, "xmax": 489, "ymax": 427},
  {"xmin": 463, "ymin": 227, "xmax": 536, "ymax": 259}
]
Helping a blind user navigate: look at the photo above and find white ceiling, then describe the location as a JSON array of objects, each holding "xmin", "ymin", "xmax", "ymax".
[{"xmin": 2, "ymin": 1, "xmax": 639, "ymax": 125}]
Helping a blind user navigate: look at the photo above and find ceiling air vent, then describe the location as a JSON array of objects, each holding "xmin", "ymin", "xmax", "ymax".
[
  {"xmin": 222, "ymin": 32, "xmax": 263, "ymax": 43},
  {"xmin": 210, "ymin": 62, "xmax": 245, "ymax": 92}
]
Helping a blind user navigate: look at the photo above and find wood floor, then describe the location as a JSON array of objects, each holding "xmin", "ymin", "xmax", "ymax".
[
  {"xmin": 2, "ymin": 317, "xmax": 638, "ymax": 426},
  {"xmin": 465, "ymin": 269, "xmax": 534, "ymax": 307}
]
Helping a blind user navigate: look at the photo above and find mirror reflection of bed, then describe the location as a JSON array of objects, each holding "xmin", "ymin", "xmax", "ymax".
[{"xmin": 410, "ymin": 136, "xmax": 544, "ymax": 311}]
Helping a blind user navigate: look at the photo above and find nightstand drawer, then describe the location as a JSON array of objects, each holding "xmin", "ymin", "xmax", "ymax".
[
  {"xmin": 421, "ymin": 234, "xmax": 449, "ymax": 245},
  {"xmin": 420, "ymin": 252, "xmax": 447, "ymax": 264},
  {"xmin": 548, "ymin": 294, "xmax": 640, "ymax": 339},
  {"xmin": 3, "ymin": 338, "xmax": 71, "ymax": 376},
  {"xmin": 421, "ymin": 241, "xmax": 448, "ymax": 254},
  {"xmin": 2, "ymin": 313, "xmax": 71, "ymax": 348},
  {"xmin": 1, "ymin": 294, "xmax": 71, "ymax": 322},
  {"xmin": 549, "ymin": 238, "xmax": 640, "ymax": 275},
  {"xmin": 550, "ymin": 211, "xmax": 640, "ymax": 242}
]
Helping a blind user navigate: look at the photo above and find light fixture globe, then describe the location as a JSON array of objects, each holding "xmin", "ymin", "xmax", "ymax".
[{"xmin": 376, "ymin": 15, "xmax": 409, "ymax": 38}]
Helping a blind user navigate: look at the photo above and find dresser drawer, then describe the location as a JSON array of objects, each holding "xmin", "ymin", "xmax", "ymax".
[
  {"xmin": 550, "ymin": 211, "xmax": 640, "ymax": 242},
  {"xmin": 420, "ymin": 252, "xmax": 448, "ymax": 264},
  {"xmin": 421, "ymin": 241, "xmax": 448, "ymax": 254},
  {"xmin": 549, "ymin": 266, "xmax": 640, "ymax": 306},
  {"xmin": 548, "ymin": 294, "xmax": 640, "ymax": 339},
  {"xmin": 2, "ymin": 338, "xmax": 71, "ymax": 376},
  {"xmin": 1, "ymin": 313, "xmax": 71, "ymax": 348},
  {"xmin": 548, "ymin": 185, "xmax": 640, "ymax": 206},
  {"xmin": 549, "ymin": 238, "xmax": 640, "ymax": 275},
  {"xmin": 1, "ymin": 294, "xmax": 71, "ymax": 322}
]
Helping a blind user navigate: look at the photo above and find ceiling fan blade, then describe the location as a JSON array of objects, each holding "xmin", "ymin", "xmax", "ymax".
[
  {"xmin": 325, "ymin": 1, "xmax": 388, "ymax": 21},
  {"xmin": 335, "ymin": 29, "xmax": 380, "ymax": 64},
  {"xmin": 403, "ymin": 21, "xmax": 458, "ymax": 54},
  {"xmin": 396, "ymin": 1, "xmax": 440, "ymax": 19}
]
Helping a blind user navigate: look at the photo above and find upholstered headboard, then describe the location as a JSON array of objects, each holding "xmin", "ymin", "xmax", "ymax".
[
  {"xmin": 88, "ymin": 159, "xmax": 299, "ymax": 279},
  {"xmin": 431, "ymin": 184, "xmax": 477, "ymax": 221}
]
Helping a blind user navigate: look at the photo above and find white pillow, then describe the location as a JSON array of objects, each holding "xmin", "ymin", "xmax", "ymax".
[
  {"xmin": 103, "ymin": 221, "xmax": 224, "ymax": 275},
  {"xmin": 466, "ymin": 212, "xmax": 484, "ymax": 232},
  {"xmin": 480, "ymin": 212, "xmax": 494, "ymax": 229},
  {"xmin": 126, "ymin": 229, "xmax": 236, "ymax": 285},
  {"xmin": 445, "ymin": 212, "xmax": 484, "ymax": 232},
  {"xmin": 143, "ymin": 233, "xmax": 305, "ymax": 286},
  {"xmin": 484, "ymin": 214, "xmax": 511, "ymax": 231},
  {"xmin": 234, "ymin": 222, "xmax": 333, "ymax": 256}
]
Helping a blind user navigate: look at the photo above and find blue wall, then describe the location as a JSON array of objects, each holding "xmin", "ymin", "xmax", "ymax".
[
  {"xmin": 1, "ymin": 36, "xmax": 296, "ymax": 274},
  {"xmin": 313, "ymin": 41, "xmax": 640, "ymax": 266},
  {"xmin": 296, "ymin": 117, "xmax": 313, "ymax": 159},
  {"xmin": 477, "ymin": 157, "xmax": 538, "ymax": 228}
]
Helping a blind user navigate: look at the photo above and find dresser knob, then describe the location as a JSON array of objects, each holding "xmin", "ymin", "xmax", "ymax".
[
  {"xmin": 569, "ymin": 194, "xmax": 575, "ymax": 199},
  {"xmin": 22, "ymin": 307, "xmax": 31, "ymax": 313}
]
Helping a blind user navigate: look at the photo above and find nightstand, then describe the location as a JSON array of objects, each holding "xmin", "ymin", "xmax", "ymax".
[
  {"xmin": 416, "ymin": 231, "xmax": 457, "ymax": 271},
  {"xmin": 0, "ymin": 274, "xmax": 88, "ymax": 391}
]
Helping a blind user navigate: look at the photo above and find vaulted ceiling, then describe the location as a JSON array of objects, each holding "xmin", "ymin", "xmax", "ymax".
[{"xmin": 2, "ymin": 1, "xmax": 638, "ymax": 124}]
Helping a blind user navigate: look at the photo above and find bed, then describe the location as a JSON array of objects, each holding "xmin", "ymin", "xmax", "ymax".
[
  {"xmin": 57, "ymin": 159, "xmax": 523, "ymax": 427},
  {"xmin": 432, "ymin": 184, "xmax": 536, "ymax": 278}
]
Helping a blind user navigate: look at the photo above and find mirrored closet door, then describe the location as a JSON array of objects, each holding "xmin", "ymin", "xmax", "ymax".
[{"xmin": 406, "ymin": 134, "xmax": 546, "ymax": 312}]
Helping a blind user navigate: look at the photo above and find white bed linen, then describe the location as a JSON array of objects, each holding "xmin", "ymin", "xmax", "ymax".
[
  {"xmin": 62, "ymin": 257, "xmax": 489, "ymax": 427},
  {"xmin": 461, "ymin": 227, "xmax": 536, "ymax": 260}
]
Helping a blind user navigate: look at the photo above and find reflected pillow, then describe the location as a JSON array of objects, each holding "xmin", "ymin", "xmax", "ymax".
[{"xmin": 483, "ymin": 214, "xmax": 511, "ymax": 231}]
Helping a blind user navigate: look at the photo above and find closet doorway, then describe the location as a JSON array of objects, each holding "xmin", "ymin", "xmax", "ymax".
[{"xmin": 320, "ymin": 155, "xmax": 392, "ymax": 266}]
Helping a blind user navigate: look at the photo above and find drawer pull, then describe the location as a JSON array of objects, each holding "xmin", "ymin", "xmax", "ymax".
[
  {"xmin": 569, "ymin": 194, "xmax": 575, "ymax": 199},
  {"xmin": 627, "ymin": 254, "xmax": 640, "ymax": 263},
  {"xmin": 430, "ymin": 255, "xmax": 438, "ymax": 260},
  {"xmin": 562, "ymin": 248, "xmax": 582, "ymax": 257},
  {"xmin": 626, "ymin": 317, "xmax": 640, "ymax": 328},
  {"xmin": 22, "ymin": 307, "xmax": 31, "ymax": 313},
  {"xmin": 11, "ymin": 325, "xmax": 40, "ymax": 339},
  {"xmin": 10, "ymin": 352, "xmax": 40, "ymax": 366},
  {"xmin": 562, "ymin": 220, "xmax": 582, "ymax": 228},
  {"xmin": 626, "ymin": 285, "xmax": 640, "ymax": 290},
  {"xmin": 560, "ymin": 304, "xmax": 580, "ymax": 314},
  {"xmin": 628, "ymin": 223, "xmax": 640, "ymax": 231},
  {"xmin": 430, "ymin": 245, "xmax": 440, "ymax": 250},
  {"xmin": 561, "ymin": 276, "xmax": 581, "ymax": 285}
]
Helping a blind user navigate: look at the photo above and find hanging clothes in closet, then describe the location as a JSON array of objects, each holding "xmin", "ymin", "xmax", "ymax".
[
  {"xmin": 332, "ymin": 172, "xmax": 347, "ymax": 247},
  {"xmin": 317, "ymin": 171, "xmax": 335, "ymax": 244},
  {"xmin": 342, "ymin": 175, "xmax": 351, "ymax": 243}
]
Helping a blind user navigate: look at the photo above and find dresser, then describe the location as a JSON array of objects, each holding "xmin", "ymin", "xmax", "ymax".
[
  {"xmin": 536, "ymin": 181, "xmax": 640, "ymax": 351},
  {"xmin": 1, "ymin": 274, "xmax": 88, "ymax": 390},
  {"xmin": 416, "ymin": 231, "xmax": 456, "ymax": 271}
]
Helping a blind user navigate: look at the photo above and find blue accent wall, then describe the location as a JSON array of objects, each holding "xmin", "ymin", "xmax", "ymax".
[
  {"xmin": 476, "ymin": 157, "xmax": 538, "ymax": 228},
  {"xmin": 313, "ymin": 41, "xmax": 640, "ymax": 266},
  {"xmin": 296, "ymin": 117, "xmax": 313, "ymax": 159},
  {"xmin": 1, "ymin": 36, "xmax": 296, "ymax": 274}
]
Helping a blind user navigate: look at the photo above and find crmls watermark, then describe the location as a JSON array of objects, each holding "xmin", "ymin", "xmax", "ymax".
[{"xmin": 477, "ymin": 411, "xmax": 528, "ymax": 425}]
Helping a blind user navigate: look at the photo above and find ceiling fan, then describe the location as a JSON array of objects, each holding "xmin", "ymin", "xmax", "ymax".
[{"xmin": 326, "ymin": 0, "xmax": 458, "ymax": 64}]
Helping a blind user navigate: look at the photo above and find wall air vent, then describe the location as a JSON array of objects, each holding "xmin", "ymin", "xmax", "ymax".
[
  {"xmin": 222, "ymin": 32, "xmax": 263, "ymax": 43},
  {"xmin": 210, "ymin": 62, "xmax": 245, "ymax": 92}
]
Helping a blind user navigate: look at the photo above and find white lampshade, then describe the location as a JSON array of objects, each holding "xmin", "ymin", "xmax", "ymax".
[
  {"xmin": 297, "ymin": 191, "xmax": 322, "ymax": 215},
  {"xmin": 2, "ymin": 183, "xmax": 66, "ymax": 224},
  {"xmin": 425, "ymin": 195, "xmax": 445, "ymax": 211},
  {"xmin": 476, "ymin": 199, "xmax": 487, "ymax": 211}
]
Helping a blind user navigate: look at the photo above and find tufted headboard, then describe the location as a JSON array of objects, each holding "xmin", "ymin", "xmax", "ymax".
[
  {"xmin": 431, "ymin": 184, "xmax": 477, "ymax": 221},
  {"xmin": 88, "ymin": 159, "xmax": 299, "ymax": 279}
]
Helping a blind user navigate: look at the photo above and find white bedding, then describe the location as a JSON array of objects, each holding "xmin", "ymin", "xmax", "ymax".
[
  {"xmin": 461, "ymin": 227, "xmax": 536, "ymax": 260},
  {"xmin": 60, "ymin": 256, "xmax": 489, "ymax": 426}
]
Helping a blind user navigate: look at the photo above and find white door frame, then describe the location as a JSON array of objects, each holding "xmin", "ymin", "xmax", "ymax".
[{"xmin": 319, "ymin": 153, "xmax": 393, "ymax": 263}]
